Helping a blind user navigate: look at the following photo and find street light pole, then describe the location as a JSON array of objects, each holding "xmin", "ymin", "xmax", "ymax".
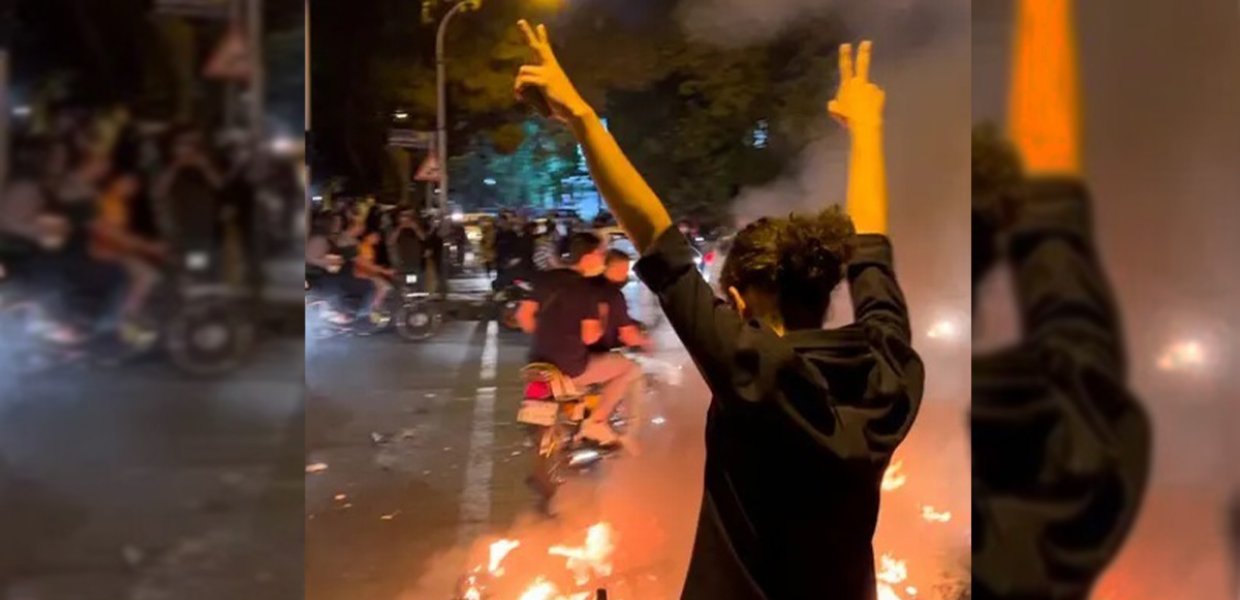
[{"xmin": 434, "ymin": 0, "xmax": 478, "ymax": 214}]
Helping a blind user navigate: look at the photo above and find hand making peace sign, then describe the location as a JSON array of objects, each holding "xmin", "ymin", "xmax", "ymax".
[
  {"xmin": 513, "ymin": 20, "xmax": 593, "ymax": 123},
  {"xmin": 828, "ymin": 41, "xmax": 886, "ymax": 131}
]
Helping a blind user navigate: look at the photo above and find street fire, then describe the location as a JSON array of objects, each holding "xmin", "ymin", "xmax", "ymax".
[
  {"xmin": 882, "ymin": 460, "xmax": 908, "ymax": 491},
  {"xmin": 920, "ymin": 505, "xmax": 953, "ymax": 523},
  {"xmin": 453, "ymin": 523, "xmax": 617, "ymax": 600},
  {"xmin": 547, "ymin": 522, "xmax": 616, "ymax": 586},
  {"xmin": 875, "ymin": 553, "xmax": 910, "ymax": 600},
  {"xmin": 515, "ymin": 577, "xmax": 592, "ymax": 600},
  {"xmin": 489, "ymin": 539, "xmax": 522, "ymax": 576}
]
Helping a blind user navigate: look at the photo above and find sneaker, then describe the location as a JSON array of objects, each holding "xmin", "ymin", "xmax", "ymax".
[{"xmin": 579, "ymin": 420, "xmax": 620, "ymax": 447}]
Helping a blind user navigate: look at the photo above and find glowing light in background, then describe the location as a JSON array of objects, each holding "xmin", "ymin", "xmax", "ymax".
[
  {"xmin": 926, "ymin": 319, "xmax": 959, "ymax": 340},
  {"xmin": 484, "ymin": 177, "xmax": 498, "ymax": 186},
  {"xmin": 269, "ymin": 134, "xmax": 298, "ymax": 155},
  {"xmin": 1156, "ymin": 338, "xmax": 1207, "ymax": 373}
]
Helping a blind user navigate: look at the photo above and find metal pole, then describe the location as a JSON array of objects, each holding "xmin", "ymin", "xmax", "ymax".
[
  {"xmin": 0, "ymin": 49, "xmax": 9, "ymax": 192},
  {"xmin": 248, "ymin": 0, "xmax": 265, "ymax": 159},
  {"xmin": 435, "ymin": 2, "xmax": 466, "ymax": 215}
]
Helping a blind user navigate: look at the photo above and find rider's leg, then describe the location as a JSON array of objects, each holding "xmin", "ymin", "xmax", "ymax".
[
  {"xmin": 572, "ymin": 353, "xmax": 641, "ymax": 441},
  {"xmin": 369, "ymin": 276, "xmax": 391, "ymax": 314},
  {"xmin": 117, "ymin": 255, "xmax": 159, "ymax": 320}
]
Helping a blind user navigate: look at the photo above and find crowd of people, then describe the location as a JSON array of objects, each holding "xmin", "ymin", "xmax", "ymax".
[{"xmin": 0, "ymin": 105, "xmax": 274, "ymax": 345}]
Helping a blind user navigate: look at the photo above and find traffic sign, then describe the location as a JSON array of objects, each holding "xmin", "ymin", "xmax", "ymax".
[
  {"xmin": 204, "ymin": 25, "xmax": 251, "ymax": 81},
  {"xmin": 414, "ymin": 153, "xmax": 442, "ymax": 182}
]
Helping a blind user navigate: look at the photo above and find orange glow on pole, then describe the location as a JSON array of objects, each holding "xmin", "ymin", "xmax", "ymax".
[{"xmin": 1009, "ymin": 0, "xmax": 1082, "ymax": 176}]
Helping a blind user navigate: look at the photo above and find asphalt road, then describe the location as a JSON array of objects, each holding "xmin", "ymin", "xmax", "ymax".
[
  {"xmin": 305, "ymin": 305, "xmax": 709, "ymax": 600},
  {"xmin": 0, "ymin": 336, "xmax": 305, "ymax": 600}
]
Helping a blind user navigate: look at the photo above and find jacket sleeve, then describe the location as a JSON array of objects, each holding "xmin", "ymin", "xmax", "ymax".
[{"xmin": 846, "ymin": 234, "xmax": 925, "ymax": 461}]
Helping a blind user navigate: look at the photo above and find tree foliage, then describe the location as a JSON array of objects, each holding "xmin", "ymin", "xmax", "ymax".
[{"xmin": 328, "ymin": 0, "xmax": 847, "ymax": 221}]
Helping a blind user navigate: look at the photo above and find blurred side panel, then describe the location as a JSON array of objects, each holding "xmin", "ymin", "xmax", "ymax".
[
  {"xmin": 973, "ymin": 0, "xmax": 1240, "ymax": 598},
  {"xmin": 0, "ymin": 0, "xmax": 304, "ymax": 598}
]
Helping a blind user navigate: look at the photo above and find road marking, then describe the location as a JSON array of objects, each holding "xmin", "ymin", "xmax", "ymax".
[
  {"xmin": 458, "ymin": 385, "xmax": 497, "ymax": 546},
  {"xmin": 457, "ymin": 321, "xmax": 501, "ymax": 546},
  {"xmin": 480, "ymin": 321, "xmax": 499, "ymax": 382}
]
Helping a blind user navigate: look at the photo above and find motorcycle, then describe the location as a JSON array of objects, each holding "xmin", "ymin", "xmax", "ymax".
[
  {"xmin": 306, "ymin": 270, "xmax": 443, "ymax": 342},
  {"xmin": 0, "ymin": 249, "xmax": 255, "ymax": 376},
  {"xmin": 517, "ymin": 360, "xmax": 643, "ymax": 513},
  {"xmin": 393, "ymin": 271, "xmax": 444, "ymax": 342}
]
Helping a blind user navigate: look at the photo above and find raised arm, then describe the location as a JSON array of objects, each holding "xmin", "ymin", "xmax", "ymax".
[
  {"xmin": 1009, "ymin": 0, "xmax": 1081, "ymax": 176},
  {"xmin": 513, "ymin": 20, "xmax": 672, "ymax": 254},
  {"xmin": 829, "ymin": 42, "xmax": 887, "ymax": 235}
]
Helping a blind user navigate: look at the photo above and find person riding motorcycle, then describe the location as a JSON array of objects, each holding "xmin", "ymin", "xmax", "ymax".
[
  {"xmin": 356, "ymin": 227, "xmax": 395, "ymax": 321},
  {"xmin": 90, "ymin": 171, "xmax": 167, "ymax": 338},
  {"xmin": 588, "ymin": 249, "xmax": 648, "ymax": 353},
  {"xmin": 516, "ymin": 231, "xmax": 642, "ymax": 446}
]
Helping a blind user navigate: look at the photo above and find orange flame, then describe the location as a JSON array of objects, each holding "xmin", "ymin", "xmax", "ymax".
[
  {"xmin": 488, "ymin": 538, "xmax": 522, "ymax": 576},
  {"xmin": 920, "ymin": 505, "xmax": 952, "ymax": 523},
  {"xmin": 547, "ymin": 522, "xmax": 616, "ymax": 586},
  {"xmin": 875, "ymin": 553, "xmax": 909, "ymax": 600},
  {"xmin": 881, "ymin": 460, "xmax": 907, "ymax": 491},
  {"xmin": 461, "ymin": 574, "xmax": 483, "ymax": 600},
  {"xmin": 516, "ymin": 577, "xmax": 591, "ymax": 600}
]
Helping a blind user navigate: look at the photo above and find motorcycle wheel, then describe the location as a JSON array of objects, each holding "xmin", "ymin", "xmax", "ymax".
[
  {"xmin": 165, "ymin": 298, "xmax": 255, "ymax": 377},
  {"xmin": 527, "ymin": 424, "xmax": 568, "ymax": 506},
  {"xmin": 395, "ymin": 300, "xmax": 442, "ymax": 342}
]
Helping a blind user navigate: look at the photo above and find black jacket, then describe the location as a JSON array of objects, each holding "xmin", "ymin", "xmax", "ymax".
[
  {"xmin": 637, "ymin": 229, "xmax": 924, "ymax": 600},
  {"xmin": 972, "ymin": 178, "xmax": 1150, "ymax": 600}
]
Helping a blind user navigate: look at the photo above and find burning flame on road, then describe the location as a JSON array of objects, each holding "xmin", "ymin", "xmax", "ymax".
[
  {"xmin": 547, "ymin": 522, "xmax": 617, "ymax": 586},
  {"xmin": 456, "ymin": 523, "xmax": 615, "ymax": 600},
  {"xmin": 489, "ymin": 539, "xmax": 522, "ymax": 576},
  {"xmin": 876, "ymin": 553, "xmax": 910, "ymax": 600},
  {"xmin": 920, "ymin": 505, "xmax": 952, "ymax": 523},
  {"xmin": 882, "ymin": 460, "xmax": 908, "ymax": 491},
  {"xmin": 516, "ymin": 577, "xmax": 591, "ymax": 600}
]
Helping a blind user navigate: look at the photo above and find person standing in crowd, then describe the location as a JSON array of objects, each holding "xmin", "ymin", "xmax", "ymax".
[
  {"xmin": 480, "ymin": 217, "xmax": 497, "ymax": 279},
  {"xmin": 153, "ymin": 126, "xmax": 225, "ymax": 277},
  {"xmin": 388, "ymin": 208, "xmax": 427, "ymax": 288},
  {"xmin": 494, "ymin": 211, "xmax": 519, "ymax": 286},
  {"xmin": 531, "ymin": 220, "xmax": 560, "ymax": 272},
  {"xmin": 516, "ymin": 24, "xmax": 923, "ymax": 599},
  {"xmin": 423, "ymin": 214, "xmax": 447, "ymax": 296}
]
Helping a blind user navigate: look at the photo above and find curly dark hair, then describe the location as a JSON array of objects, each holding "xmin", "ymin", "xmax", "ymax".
[
  {"xmin": 720, "ymin": 206, "xmax": 856, "ymax": 328},
  {"xmin": 972, "ymin": 123, "xmax": 1024, "ymax": 283}
]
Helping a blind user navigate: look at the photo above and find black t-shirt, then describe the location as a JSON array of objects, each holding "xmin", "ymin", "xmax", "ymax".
[
  {"xmin": 528, "ymin": 268, "xmax": 599, "ymax": 378},
  {"xmin": 588, "ymin": 276, "xmax": 633, "ymax": 353},
  {"xmin": 636, "ymin": 228, "xmax": 924, "ymax": 600},
  {"xmin": 394, "ymin": 228, "xmax": 424, "ymax": 272}
]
